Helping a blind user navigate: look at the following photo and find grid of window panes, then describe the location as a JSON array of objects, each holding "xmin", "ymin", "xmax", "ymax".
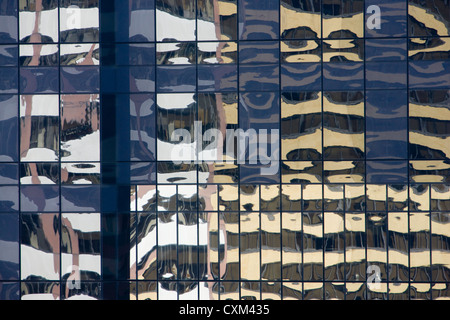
[
  {"xmin": 0, "ymin": 0, "xmax": 101, "ymax": 300},
  {"xmin": 0, "ymin": 0, "xmax": 449, "ymax": 300}
]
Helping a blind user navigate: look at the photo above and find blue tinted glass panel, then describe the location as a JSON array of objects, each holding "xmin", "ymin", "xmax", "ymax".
[
  {"xmin": 197, "ymin": 65, "xmax": 237, "ymax": 92},
  {"xmin": 365, "ymin": 39, "xmax": 407, "ymax": 62},
  {"xmin": 366, "ymin": 61, "xmax": 407, "ymax": 89},
  {"xmin": 367, "ymin": 161, "xmax": 408, "ymax": 184},
  {"xmin": 0, "ymin": 2, "xmax": 17, "ymax": 43},
  {"xmin": 409, "ymin": 61, "xmax": 450, "ymax": 89},
  {"xmin": 239, "ymin": 64, "xmax": 279, "ymax": 91},
  {"xmin": 366, "ymin": 90, "xmax": 408, "ymax": 159},
  {"xmin": 0, "ymin": 214, "xmax": 19, "ymax": 281},
  {"xmin": 157, "ymin": 66, "xmax": 196, "ymax": 92},
  {"xmin": 281, "ymin": 63, "xmax": 321, "ymax": 91},
  {"xmin": 366, "ymin": 0, "xmax": 407, "ymax": 37},
  {"xmin": 323, "ymin": 63, "xmax": 363, "ymax": 90},
  {"xmin": 239, "ymin": 0, "xmax": 279, "ymax": 40}
]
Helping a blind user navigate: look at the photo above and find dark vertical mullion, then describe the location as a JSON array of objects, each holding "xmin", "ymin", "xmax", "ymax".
[
  {"xmin": 57, "ymin": 0, "xmax": 62, "ymax": 299},
  {"xmin": 99, "ymin": 0, "xmax": 130, "ymax": 300},
  {"xmin": 16, "ymin": 0, "xmax": 21, "ymax": 299}
]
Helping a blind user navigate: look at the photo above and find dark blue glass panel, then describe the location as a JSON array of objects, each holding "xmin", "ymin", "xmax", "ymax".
[
  {"xmin": 156, "ymin": 66, "xmax": 196, "ymax": 92},
  {"xmin": 197, "ymin": 64, "xmax": 237, "ymax": 92},
  {"xmin": 239, "ymin": 0, "xmax": 279, "ymax": 40},
  {"xmin": 0, "ymin": 45, "xmax": 17, "ymax": 66},
  {"xmin": 240, "ymin": 164, "xmax": 280, "ymax": 184},
  {"xmin": 323, "ymin": 63, "xmax": 363, "ymax": 90},
  {"xmin": 61, "ymin": 186, "xmax": 101, "ymax": 212},
  {"xmin": 239, "ymin": 41, "xmax": 279, "ymax": 64},
  {"xmin": 366, "ymin": 61, "xmax": 407, "ymax": 89},
  {"xmin": 0, "ymin": 214, "xmax": 19, "ymax": 281},
  {"xmin": 101, "ymin": 67, "xmax": 130, "ymax": 93},
  {"xmin": 20, "ymin": 68, "xmax": 58, "ymax": 94},
  {"xmin": 365, "ymin": 39, "xmax": 407, "ymax": 62},
  {"xmin": 115, "ymin": 0, "xmax": 155, "ymax": 42},
  {"xmin": 118, "ymin": 44, "xmax": 155, "ymax": 66},
  {"xmin": 239, "ymin": 64, "xmax": 279, "ymax": 91},
  {"xmin": 409, "ymin": 61, "xmax": 450, "ymax": 89},
  {"xmin": 0, "ymin": 95, "xmax": 18, "ymax": 162},
  {"xmin": 61, "ymin": 67, "xmax": 100, "ymax": 93},
  {"xmin": 367, "ymin": 161, "xmax": 408, "ymax": 184},
  {"xmin": 130, "ymin": 94, "xmax": 156, "ymax": 161},
  {"xmin": 366, "ymin": 90, "xmax": 408, "ymax": 159},
  {"xmin": 366, "ymin": 0, "xmax": 407, "ymax": 37},
  {"xmin": 0, "ymin": 282, "xmax": 19, "ymax": 300},
  {"xmin": 20, "ymin": 185, "xmax": 59, "ymax": 212},
  {"xmin": 0, "ymin": 163, "xmax": 18, "ymax": 184},
  {"xmin": 281, "ymin": 63, "xmax": 321, "ymax": 91},
  {"xmin": 130, "ymin": 67, "xmax": 155, "ymax": 92},
  {"xmin": 0, "ymin": 186, "xmax": 19, "ymax": 212},
  {"xmin": 0, "ymin": 2, "xmax": 17, "ymax": 43},
  {"xmin": 239, "ymin": 92, "xmax": 280, "ymax": 131},
  {"xmin": 130, "ymin": 162, "xmax": 157, "ymax": 184},
  {"xmin": 0, "ymin": 68, "xmax": 18, "ymax": 94}
]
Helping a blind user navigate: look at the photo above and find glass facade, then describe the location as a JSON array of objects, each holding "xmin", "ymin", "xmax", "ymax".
[{"xmin": 0, "ymin": 0, "xmax": 449, "ymax": 300}]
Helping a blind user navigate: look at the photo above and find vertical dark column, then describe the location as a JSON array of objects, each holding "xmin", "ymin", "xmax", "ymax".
[{"xmin": 100, "ymin": 0, "xmax": 130, "ymax": 300}]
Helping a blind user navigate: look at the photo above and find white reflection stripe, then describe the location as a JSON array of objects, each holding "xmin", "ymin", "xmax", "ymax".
[
  {"xmin": 20, "ymin": 44, "xmax": 59, "ymax": 57},
  {"xmin": 20, "ymin": 95, "xmax": 59, "ymax": 117},
  {"xmin": 59, "ymin": 8, "xmax": 99, "ymax": 31},
  {"xmin": 62, "ymin": 213, "xmax": 100, "ymax": 233},
  {"xmin": 21, "ymin": 245, "xmax": 101, "ymax": 279},
  {"xmin": 133, "ymin": 221, "xmax": 208, "ymax": 263},
  {"xmin": 62, "ymin": 131, "xmax": 100, "ymax": 162},
  {"xmin": 19, "ymin": 9, "xmax": 59, "ymax": 42}
]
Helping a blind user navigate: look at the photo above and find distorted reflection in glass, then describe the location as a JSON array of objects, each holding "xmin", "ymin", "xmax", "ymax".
[
  {"xmin": 20, "ymin": 162, "xmax": 59, "ymax": 184},
  {"xmin": 345, "ymin": 213, "xmax": 366, "ymax": 281},
  {"xmin": 20, "ymin": 44, "xmax": 58, "ymax": 66},
  {"xmin": 322, "ymin": 0, "xmax": 363, "ymax": 38},
  {"xmin": 282, "ymin": 282, "xmax": 302, "ymax": 300},
  {"xmin": 324, "ymin": 212, "xmax": 345, "ymax": 281},
  {"xmin": 281, "ymin": 91, "xmax": 322, "ymax": 160},
  {"xmin": 431, "ymin": 212, "xmax": 450, "ymax": 282},
  {"xmin": 20, "ymin": 95, "xmax": 59, "ymax": 162},
  {"xmin": 61, "ymin": 213, "xmax": 101, "ymax": 299},
  {"xmin": 157, "ymin": 0, "xmax": 196, "ymax": 42},
  {"xmin": 409, "ymin": 90, "xmax": 450, "ymax": 160},
  {"xmin": 197, "ymin": 0, "xmax": 237, "ymax": 41},
  {"xmin": 408, "ymin": 0, "xmax": 450, "ymax": 37},
  {"xmin": 323, "ymin": 91, "xmax": 364, "ymax": 160},
  {"xmin": 410, "ymin": 212, "xmax": 431, "ymax": 282},
  {"xmin": 0, "ymin": 1, "xmax": 17, "ymax": 43},
  {"xmin": 240, "ymin": 211, "xmax": 260, "ymax": 281},
  {"xmin": 282, "ymin": 212, "xmax": 302, "ymax": 281},
  {"xmin": 21, "ymin": 213, "xmax": 60, "ymax": 281},
  {"xmin": 60, "ymin": 44, "xmax": 99, "ymax": 65},
  {"xmin": 303, "ymin": 212, "xmax": 323, "ymax": 281},
  {"xmin": 281, "ymin": 40, "xmax": 321, "ymax": 63},
  {"xmin": 280, "ymin": 0, "xmax": 321, "ymax": 39},
  {"xmin": 261, "ymin": 212, "xmax": 281, "ymax": 281},
  {"xmin": 388, "ymin": 212, "xmax": 409, "ymax": 282},
  {"xmin": 323, "ymin": 39, "xmax": 363, "ymax": 62},
  {"xmin": 20, "ymin": 0, "xmax": 58, "ymax": 43},
  {"xmin": 59, "ymin": 0, "xmax": 99, "ymax": 43},
  {"xmin": 60, "ymin": 94, "xmax": 100, "ymax": 162},
  {"xmin": 198, "ymin": 41, "xmax": 237, "ymax": 64}
]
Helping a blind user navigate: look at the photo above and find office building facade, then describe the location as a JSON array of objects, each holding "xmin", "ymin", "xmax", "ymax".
[{"xmin": 0, "ymin": 0, "xmax": 449, "ymax": 300}]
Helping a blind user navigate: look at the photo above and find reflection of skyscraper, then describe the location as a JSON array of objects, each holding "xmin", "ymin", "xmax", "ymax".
[{"xmin": 0, "ymin": 0, "xmax": 448, "ymax": 300}]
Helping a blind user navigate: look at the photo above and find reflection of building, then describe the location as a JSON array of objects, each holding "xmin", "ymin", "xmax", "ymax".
[{"xmin": 0, "ymin": 0, "xmax": 449, "ymax": 300}]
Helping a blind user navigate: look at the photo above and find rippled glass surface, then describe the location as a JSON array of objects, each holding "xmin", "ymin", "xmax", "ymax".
[
  {"xmin": 20, "ymin": 0, "xmax": 58, "ymax": 43},
  {"xmin": 5, "ymin": 0, "xmax": 450, "ymax": 301}
]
